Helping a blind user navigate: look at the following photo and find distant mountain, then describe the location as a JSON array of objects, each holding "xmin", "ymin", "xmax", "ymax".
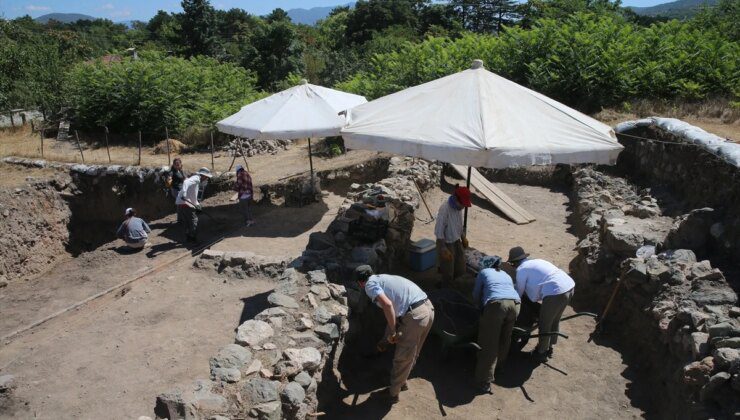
[
  {"xmin": 629, "ymin": 0, "xmax": 718, "ymax": 18},
  {"xmin": 287, "ymin": 2, "xmax": 355, "ymax": 26},
  {"xmin": 35, "ymin": 13, "xmax": 96, "ymax": 24}
]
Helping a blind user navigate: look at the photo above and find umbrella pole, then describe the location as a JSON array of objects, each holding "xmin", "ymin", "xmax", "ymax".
[
  {"xmin": 464, "ymin": 166, "xmax": 472, "ymax": 234},
  {"xmin": 308, "ymin": 138, "xmax": 315, "ymax": 191}
]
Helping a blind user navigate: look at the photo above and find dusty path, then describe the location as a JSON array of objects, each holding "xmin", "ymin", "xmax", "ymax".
[{"xmin": 326, "ymin": 183, "xmax": 645, "ymax": 419}]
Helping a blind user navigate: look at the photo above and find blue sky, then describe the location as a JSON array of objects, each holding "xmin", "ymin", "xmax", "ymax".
[{"xmin": 0, "ymin": 0, "xmax": 672, "ymax": 21}]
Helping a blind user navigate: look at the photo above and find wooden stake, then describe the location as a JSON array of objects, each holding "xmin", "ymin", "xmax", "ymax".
[
  {"xmin": 40, "ymin": 129, "xmax": 44, "ymax": 158},
  {"xmin": 210, "ymin": 131, "xmax": 215, "ymax": 170},
  {"xmin": 165, "ymin": 126, "xmax": 171, "ymax": 166},
  {"xmin": 104, "ymin": 126, "xmax": 111, "ymax": 163},
  {"xmin": 74, "ymin": 130, "xmax": 85, "ymax": 163},
  {"xmin": 138, "ymin": 130, "xmax": 142, "ymax": 166}
]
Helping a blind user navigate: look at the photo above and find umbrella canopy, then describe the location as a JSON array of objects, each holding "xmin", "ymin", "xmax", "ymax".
[
  {"xmin": 341, "ymin": 60, "xmax": 622, "ymax": 168},
  {"xmin": 217, "ymin": 80, "xmax": 367, "ymax": 140}
]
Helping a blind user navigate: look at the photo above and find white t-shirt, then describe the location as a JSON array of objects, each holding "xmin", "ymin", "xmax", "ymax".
[{"xmin": 515, "ymin": 258, "xmax": 575, "ymax": 302}]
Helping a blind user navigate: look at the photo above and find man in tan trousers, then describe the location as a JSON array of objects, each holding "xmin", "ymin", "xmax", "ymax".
[
  {"xmin": 355, "ymin": 265, "xmax": 435, "ymax": 403},
  {"xmin": 435, "ymin": 186, "xmax": 472, "ymax": 286}
]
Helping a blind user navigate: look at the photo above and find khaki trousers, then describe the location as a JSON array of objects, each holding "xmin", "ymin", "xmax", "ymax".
[
  {"xmin": 475, "ymin": 299, "xmax": 520, "ymax": 384},
  {"xmin": 390, "ymin": 300, "xmax": 435, "ymax": 397},
  {"xmin": 438, "ymin": 240, "xmax": 466, "ymax": 284},
  {"xmin": 537, "ymin": 289, "xmax": 574, "ymax": 353}
]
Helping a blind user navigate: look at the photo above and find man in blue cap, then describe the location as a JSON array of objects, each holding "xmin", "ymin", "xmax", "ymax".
[{"xmin": 473, "ymin": 255, "xmax": 520, "ymax": 393}]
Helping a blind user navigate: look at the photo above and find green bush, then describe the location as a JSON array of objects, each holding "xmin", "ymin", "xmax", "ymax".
[
  {"xmin": 338, "ymin": 13, "xmax": 739, "ymax": 113},
  {"xmin": 66, "ymin": 51, "xmax": 264, "ymax": 134}
]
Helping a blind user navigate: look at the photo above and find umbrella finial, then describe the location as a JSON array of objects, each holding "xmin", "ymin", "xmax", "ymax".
[
  {"xmin": 300, "ymin": 79, "xmax": 308, "ymax": 85},
  {"xmin": 471, "ymin": 59, "xmax": 484, "ymax": 69}
]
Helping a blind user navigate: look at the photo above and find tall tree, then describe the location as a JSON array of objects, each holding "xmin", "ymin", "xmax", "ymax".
[
  {"xmin": 450, "ymin": 0, "xmax": 518, "ymax": 34},
  {"xmin": 179, "ymin": 0, "xmax": 216, "ymax": 56},
  {"xmin": 242, "ymin": 19, "xmax": 304, "ymax": 90}
]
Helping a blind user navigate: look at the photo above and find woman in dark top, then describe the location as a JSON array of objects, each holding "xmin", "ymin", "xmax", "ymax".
[
  {"xmin": 168, "ymin": 158, "xmax": 185, "ymax": 200},
  {"xmin": 168, "ymin": 158, "xmax": 186, "ymax": 225}
]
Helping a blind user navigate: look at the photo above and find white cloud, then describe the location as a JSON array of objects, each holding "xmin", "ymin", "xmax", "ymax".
[
  {"xmin": 25, "ymin": 4, "xmax": 51, "ymax": 12},
  {"xmin": 98, "ymin": 3, "xmax": 115, "ymax": 11}
]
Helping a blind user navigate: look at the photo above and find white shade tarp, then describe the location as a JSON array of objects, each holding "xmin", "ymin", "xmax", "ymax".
[
  {"xmin": 341, "ymin": 61, "xmax": 622, "ymax": 168},
  {"xmin": 216, "ymin": 81, "xmax": 367, "ymax": 140}
]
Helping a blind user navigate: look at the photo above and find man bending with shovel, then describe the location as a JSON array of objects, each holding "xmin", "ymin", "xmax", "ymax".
[
  {"xmin": 176, "ymin": 167, "xmax": 212, "ymax": 243},
  {"xmin": 355, "ymin": 265, "xmax": 434, "ymax": 404}
]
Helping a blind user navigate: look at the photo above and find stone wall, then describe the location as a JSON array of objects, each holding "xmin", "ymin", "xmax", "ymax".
[
  {"xmin": 155, "ymin": 264, "xmax": 349, "ymax": 420},
  {"xmin": 570, "ymin": 166, "xmax": 739, "ymax": 418},
  {"xmin": 615, "ymin": 121, "xmax": 740, "ymax": 262}
]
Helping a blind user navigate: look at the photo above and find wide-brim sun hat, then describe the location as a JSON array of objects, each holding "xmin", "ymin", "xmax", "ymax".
[
  {"xmin": 507, "ymin": 246, "xmax": 530, "ymax": 262},
  {"xmin": 197, "ymin": 167, "xmax": 213, "ymax": 178}
]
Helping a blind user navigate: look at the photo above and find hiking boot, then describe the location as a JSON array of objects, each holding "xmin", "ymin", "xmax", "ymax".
[
  {"xmin": 546, "ymin": 347, "xmax": 554, "ymax": 359},
  {"xmin": 530, "ymin": 350, "xmax": 548, "ymax": 363},
  {"xmin": 378, "ymin": 389, "xmax": 399, "ymax": 404},
  {"xmin": 476, "ymin": 382, "xmax": 492, "ymax": 395}
]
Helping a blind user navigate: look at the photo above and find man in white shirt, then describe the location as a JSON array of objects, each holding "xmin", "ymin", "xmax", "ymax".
[
  {"xmin": 175, "ymin": 167, "xmax": 212, "ymax": 243},
  {"xmin": 434, "ymin": 186, "xmax": 472, "ymax": 286},
  {"xmin": 508, "ymin": 246, "xmax": 575, "ymax": 361},
  {"xmin": 355, "ymin": 265, "xmax": 434, "ymax": 403}
]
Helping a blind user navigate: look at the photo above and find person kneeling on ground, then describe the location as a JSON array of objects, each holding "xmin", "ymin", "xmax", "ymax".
[
  {"xmin": 508, "ymin": 246, "xmax": 575, "ymax": 362},
  {"xmin": 355, "ymin": 265, "xmax": 435, "ymax": 404},
  {"xmin": 116, "ymin": 208, "xmax": 151, "ymax": 250},
  {"xmin": 434, "ymin": 185, "xmax": 472, "ymax": 287},
  {"xmin": 473, "ymin": 255, "xmax": 521, "ymax": 394},
  {"xmin": 175, "ymin": 167, "xmax": 212, "ymax": 243},
  {"xmin": 234, "ymin": 164, "xmax": 255, "ymax": 227}
]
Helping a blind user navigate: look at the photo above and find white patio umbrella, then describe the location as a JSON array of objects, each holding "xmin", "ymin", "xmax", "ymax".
[
  {"xmin": 216, "ymin": 80, "xmax": 367, "ymax": 184},
  {"xmin": 341, "ymin": 59, "xmax": 623, "ymax": 229}
]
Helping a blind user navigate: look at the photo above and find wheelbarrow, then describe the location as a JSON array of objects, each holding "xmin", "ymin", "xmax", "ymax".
[{"xmin": 428, "ymin": 289, "xmax": 481, "ymax": 358}]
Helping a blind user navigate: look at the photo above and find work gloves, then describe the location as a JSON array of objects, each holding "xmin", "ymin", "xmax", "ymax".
[{"xmin": 462, "ymin": 236, "xmax": 469, "ymax": 249}]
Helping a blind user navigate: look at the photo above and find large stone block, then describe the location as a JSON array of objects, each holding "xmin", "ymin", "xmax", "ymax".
[{"xmin": 236, "ymin": 320, "xmax": 274, "ymax": 347}]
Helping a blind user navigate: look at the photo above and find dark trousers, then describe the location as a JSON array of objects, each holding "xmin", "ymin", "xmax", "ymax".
[
  {"xmin": 177, "ymin": 206, "xmax": 198, "ymax": 239},
  {"xmin": 238, "ymin": 198, "xmax": 252, "ymax": 223},
  {"xmin": 475, "ymin": 299, "xmax": 520, "ymax": 384}
]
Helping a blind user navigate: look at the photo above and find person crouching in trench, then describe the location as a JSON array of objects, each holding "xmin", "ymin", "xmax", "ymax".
[{"xmin": 116, "ymin": 207, "xmax": 151, "ymax": 250}]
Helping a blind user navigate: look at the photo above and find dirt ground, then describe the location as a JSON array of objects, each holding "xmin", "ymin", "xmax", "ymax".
[{"xmin": 0, "ymin": 157, "xmax": 647, "ymax": 419}]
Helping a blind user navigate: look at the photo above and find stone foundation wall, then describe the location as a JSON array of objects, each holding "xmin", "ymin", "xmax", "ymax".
[
  {"xmin": 615, "ymin": 122, "xmax": 740, "ymax": 261},
  {"xmin": 155, "ymin": 265, "xmax": 349, "ymax": 420},
  {"xmin": 570, "ymin": 167, "xmax": 739, "ymax": 418}
]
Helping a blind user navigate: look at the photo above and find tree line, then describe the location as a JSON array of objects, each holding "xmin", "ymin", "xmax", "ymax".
[{"xmin": 0, "ymin": 0, "xmax": 737, "ymax": 136}]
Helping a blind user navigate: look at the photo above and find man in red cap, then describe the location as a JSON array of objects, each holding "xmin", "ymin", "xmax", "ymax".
[{"xmin": 434, "ymin": 185, "xmax": 471, "ymax": 286}]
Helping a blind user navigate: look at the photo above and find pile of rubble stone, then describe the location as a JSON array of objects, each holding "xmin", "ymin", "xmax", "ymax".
[
  {"xmin": 301, "ymin": 157, "xmax": 441, "ymax": 279},
  {"xmin": 155, "ymin": 264, "xmax": 348, "ymax": 420},
  {"xmin": 222, "ymin": 138, "xmax": 291, "ymax": 157},
  {"xmin": 570, "ymin": 167, "xmax": 739, "ymax": 418}
]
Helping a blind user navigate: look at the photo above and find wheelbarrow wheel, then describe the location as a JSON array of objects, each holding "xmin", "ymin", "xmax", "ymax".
[{"xmin": 511, "ymin": 327, "xmax": 530, "ymax": 353}]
